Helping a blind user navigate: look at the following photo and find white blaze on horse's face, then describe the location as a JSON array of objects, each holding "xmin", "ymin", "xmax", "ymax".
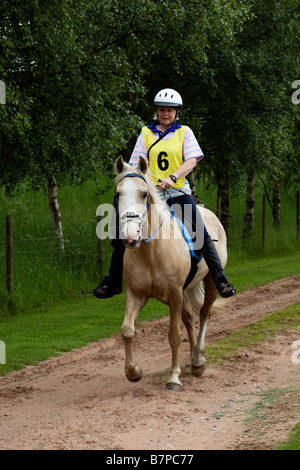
[{"xmin": 116, "ymin": 177, "xmax": 149, "ymax": 248}]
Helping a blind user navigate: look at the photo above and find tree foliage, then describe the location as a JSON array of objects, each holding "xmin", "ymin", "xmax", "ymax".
[
  {"xmin": 178, "ymin": 0, "xmax": 300, "ymax": 194},
  {"xmin": 0, "ymin": 0, "xmax": 299, "ymax": 195}
]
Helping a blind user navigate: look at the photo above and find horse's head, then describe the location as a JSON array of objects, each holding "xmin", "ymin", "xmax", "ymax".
[{"xmin": 115, "ymin": 156, "xmax": 149, "ymax": 248}]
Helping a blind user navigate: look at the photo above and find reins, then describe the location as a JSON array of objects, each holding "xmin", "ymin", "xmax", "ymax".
[
  {"xmin": 169, "ymin": 185, "xmax": 232, "ymax": 219},
  {"xmin": 157, "ymin": 179, "xmax": 232, "ymax": 218}
]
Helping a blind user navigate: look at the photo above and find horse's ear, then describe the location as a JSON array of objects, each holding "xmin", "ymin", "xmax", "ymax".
[
  {"xmin": 116, "ymin": 155, "xmax": 125, "ymax": 174},
  {"xmin": 138, "ymin": 155, "xmax": 148, "ymax": 174}
]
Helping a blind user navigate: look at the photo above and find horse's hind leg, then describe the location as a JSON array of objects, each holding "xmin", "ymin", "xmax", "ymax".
[
  {"xmin": 182, "ymin": 307, "xmax": 196, "ymax": 370},
  {"xmin": 122, "ymin": 292, "xmax": 147, "ymax": 382},
  {"xmin": 192, "ymin": 275, "xmax": 217, "ymax": 376}
]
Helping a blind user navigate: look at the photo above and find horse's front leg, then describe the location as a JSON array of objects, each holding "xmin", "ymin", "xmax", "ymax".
[
  {"xmin": 121, "ymin": 291, "xmax": 147, "ymax": 382},
  {"xmin": 166, "ymin": 294, "xmax": 184, "ymax": 391}
]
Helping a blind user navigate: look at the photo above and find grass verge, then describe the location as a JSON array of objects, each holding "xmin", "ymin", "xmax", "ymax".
[
  {"xmin": 278, "ymin": 423, "xmax": 300, "ymax": 450},
  {"xmin": 207, "ymin": 303, "xmax": 300, "ymax": 365},
  {"xmin": 0, "ymin": 296, "xmax": 168, "ymax": 376}
]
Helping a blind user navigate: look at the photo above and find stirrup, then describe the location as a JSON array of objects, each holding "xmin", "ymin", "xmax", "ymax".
[{"xmin": 217, "ymin": 282, "xmax": 236, "ymax": 298}]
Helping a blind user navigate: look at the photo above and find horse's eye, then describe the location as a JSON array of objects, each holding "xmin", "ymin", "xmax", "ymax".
[
  {"xmin": 142, "ymin": 191, "xmax": 148, "ymax": 199},
  {"xmin": 115, "ymin": 192, "xmax": 120, "ymax": 200}
]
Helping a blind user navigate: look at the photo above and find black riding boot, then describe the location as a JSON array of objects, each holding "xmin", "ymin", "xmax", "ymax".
[
  {"xmin": 201, "ymin": 237, "xmax": 236, "ymax": 298},
  {"xmin": 93, "ymin": 239, "xmax": 125, "ymax": 299}
]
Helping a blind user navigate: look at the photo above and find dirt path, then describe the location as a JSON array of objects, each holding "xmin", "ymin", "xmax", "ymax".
[{"xmin": 0, "ymin": 276, "xmax": 300, "ymax": 450}]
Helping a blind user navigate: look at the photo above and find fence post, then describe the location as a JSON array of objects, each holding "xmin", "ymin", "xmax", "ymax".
[
  {"xmin": 297, "ymin": 191, "xmax": 300, "ymax": 242},
  {"xmin": 262, "ymin": 194, "xmax": 266, "ymax": 252},
  {"xmin": 6, "ymin": 215, "xmax": 13, "ymax": 296}
]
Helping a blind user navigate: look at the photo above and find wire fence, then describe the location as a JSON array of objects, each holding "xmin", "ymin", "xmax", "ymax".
[
  {"xmin": 0, "ymin": 190, "xmax": 299, "ymax": 313},
  {"xmin": 0, "ymin": 207, "xmax": 113, "ymax": 313}
]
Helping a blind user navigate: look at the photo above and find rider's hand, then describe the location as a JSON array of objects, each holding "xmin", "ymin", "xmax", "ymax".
[{"xmin": 158, "ymin": 177, "xmax": 173, "ymax": 191}]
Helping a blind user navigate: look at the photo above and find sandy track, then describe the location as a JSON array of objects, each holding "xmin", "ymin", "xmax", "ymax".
[{"xmin": 0, "ymin": 275, "xmax": 299, "ymax": 450}]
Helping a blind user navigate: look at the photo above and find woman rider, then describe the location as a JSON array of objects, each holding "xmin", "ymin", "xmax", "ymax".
[{"xmin": 93, "ymin": 88, "xmax": 236, "ymax": 299}]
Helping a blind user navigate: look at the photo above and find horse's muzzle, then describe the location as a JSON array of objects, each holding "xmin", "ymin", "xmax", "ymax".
[{"xmin": 120, "ymin": 213, "xmax": 143, "ymax": 247}]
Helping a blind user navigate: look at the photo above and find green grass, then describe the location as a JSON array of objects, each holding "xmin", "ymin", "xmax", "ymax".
[
  {"xmin": 207, "ymin": 303, "xmax": 300, "ymax": 365},
  {"xmin": 244, "ymin": 388, "xmax": 292, "ymax": 425},
  {"xmin": 278, "ymin": 423, "xmax": 300, "ymax": 450},
  {"xmin": 0, "ymin": 295, "xmax": 168, "ymax": 375},
  {"xmin": 195, "ymin": 178, "xmax": 300, "ymax": 258},
  {"xmin": 227, "ymin": 252, "xmax": 300, "ymax": 292}
]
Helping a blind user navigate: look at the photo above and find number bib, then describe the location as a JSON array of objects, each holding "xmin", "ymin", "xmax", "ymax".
[{"xmin": 142, "ymin": 126, "xmax": 187, "ymax": 188}]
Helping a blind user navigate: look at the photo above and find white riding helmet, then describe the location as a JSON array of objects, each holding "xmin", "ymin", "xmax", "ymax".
[{"xmin": 153, "ymin": 88, "xmax": 183, "ymax": 108}]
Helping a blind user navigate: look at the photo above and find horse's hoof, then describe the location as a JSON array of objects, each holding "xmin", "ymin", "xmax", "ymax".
[
  {"xmin": 166, "ymin": 382, "xmax": 182, "ymax": 392},
  {"xmin": 125, "ymin": 367, "xmax": 143, "ymax": 382},
  {"xmin": 191, "ymin": 364, "xmax": 206, "ymax": 377}
]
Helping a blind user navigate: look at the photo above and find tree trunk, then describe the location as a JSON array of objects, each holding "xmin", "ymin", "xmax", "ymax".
[
  {"xmin": 243, "ymin": 173, "xmax": 255, "ymax": 238},
  {"xmin": 218, "ymin": 184, "xmax": 229, "ymax": 235},
  {"xmin": 48, "ymin": 177, "xmax": 64, "ymax": 251},
  {"xmin": 272, "ymin": 179, "xmax": 281, "ymax": 227}
]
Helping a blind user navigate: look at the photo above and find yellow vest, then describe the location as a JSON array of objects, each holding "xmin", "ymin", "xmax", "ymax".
[{"xmin": 142, "ymin": 126, "xmax": 187, "ymax": 188}]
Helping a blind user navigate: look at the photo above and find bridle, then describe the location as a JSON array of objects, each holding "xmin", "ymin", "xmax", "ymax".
[
  {"xmin": 116, "ymin": 173, "xmax": 164, "ymax": 243},
  {"xmin": 116, "ymin": 173, "xmax": 149, "ymax": 221}
]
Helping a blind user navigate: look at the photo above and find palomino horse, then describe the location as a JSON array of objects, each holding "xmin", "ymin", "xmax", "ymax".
[{"xmin": 115, "ymin": 155, "xmax": 227, "ymax": 391}]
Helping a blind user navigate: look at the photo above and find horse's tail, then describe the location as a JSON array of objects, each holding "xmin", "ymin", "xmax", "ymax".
[
  {"xmin": 183, "ymin": 281, "xmax": 228, "ymax": 316},
  {"xmin": 183, "ymin": 282, "xmax": 205, "ymax": 316}
]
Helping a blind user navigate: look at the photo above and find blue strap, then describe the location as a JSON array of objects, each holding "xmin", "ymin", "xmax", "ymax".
[
  {"xmin": 116, "ymin": 173, "xmax": 149, "ymax": 217},
  {"xmin": 118, "ymin": 174, "xmax": 197, "ymax": 258},
  {"xmin": 174, "ymin": 216, "xmax": 198, "ymax": 260},
  {"xmin": 163, "ymin": 189, "xmax": 198, "ymax": 260},
  {"xmin": 122, "ymin": 173, "xmax": 164, "ymax": 242},
  {"xmin": 143, "ymin": 219, "xmax": 164, "ymax": 243},
  {"xmin": 122, "ymin": 173, "xmax": 147, "ymax": 183}
]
